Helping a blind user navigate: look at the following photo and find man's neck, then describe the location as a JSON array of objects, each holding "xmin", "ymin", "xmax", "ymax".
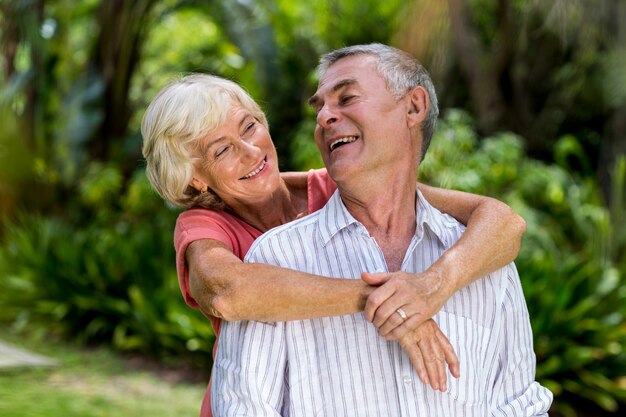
[{"xmin": 339, "ymin": 174, "xmax": 418, "ymax": 271}]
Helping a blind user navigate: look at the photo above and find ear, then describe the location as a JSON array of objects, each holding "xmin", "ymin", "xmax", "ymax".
[
  {"xmin": 189, "ymin": 177, "xmax": 208, "ymax": 193},
  {"xmin": 406, "ymin": 86, "xmax": 429, "ymax": 129}
]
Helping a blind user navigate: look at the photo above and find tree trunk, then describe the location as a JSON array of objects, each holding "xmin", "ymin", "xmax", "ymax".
[
  {"xmin": 0, "ymin": 1, "xmax": 19, "ymax": 80},
  {"xmin": 446, "ymin": 0, "xmax": 511, "ymax": 134},
  {"xmin": 0, "ymin": 0, "xmax": 44, "ymax": 151},
  {"xmin": 598, "ymin": 0, "xmax": 626, "ymax": 205},
  {"xmin": 87, "ymin": 0, "xmax": 157, "ymax": 161}
]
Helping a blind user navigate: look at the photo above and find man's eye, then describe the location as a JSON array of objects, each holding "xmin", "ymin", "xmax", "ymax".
[{"xmin": 339, "ymin": 95, "xmax": 355, "ymax": 105}]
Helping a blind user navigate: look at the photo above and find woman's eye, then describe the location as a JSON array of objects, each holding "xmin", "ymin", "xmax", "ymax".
[
  {"xmin": 244, "ymin": 121, "xmax": 256, "ymax": 133},
  {"xmin": 215, "ymin": 146, "xmax": 229, "ymax": 158}
]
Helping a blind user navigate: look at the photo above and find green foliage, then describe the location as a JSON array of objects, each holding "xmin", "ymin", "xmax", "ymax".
[
  {"xmin": 421, "ymin": 110, "xmax": 626, "ymax": 416},
  {"xmin": 0, "ymin": 165, "xmax": 214, "ymax": 371},
  {"xmin": 288, "ymin": 118, "xmax": 324, "ymax": 170},
  {"xmin": 0, "ymin": 105, "xmax": 35, "ymax": 217}
]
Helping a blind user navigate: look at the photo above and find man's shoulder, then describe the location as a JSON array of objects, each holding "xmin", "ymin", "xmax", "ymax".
[
  {"xmin": 245, "ymin": 210, "xmax": 323, "ymax": 260},
  {"xmin": 417, "ymin": 191, "xmax": 467, "ymax": 249}
]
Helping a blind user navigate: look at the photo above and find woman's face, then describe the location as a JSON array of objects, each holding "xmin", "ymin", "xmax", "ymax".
[{"xmin": 190, "ymin": 105, "xmax": 281, "ymax": 209}]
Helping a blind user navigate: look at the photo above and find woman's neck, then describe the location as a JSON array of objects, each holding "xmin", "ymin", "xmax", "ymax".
[{"xmin": 230, "ymin": 178, "xmax": 308, "ymax": 232}]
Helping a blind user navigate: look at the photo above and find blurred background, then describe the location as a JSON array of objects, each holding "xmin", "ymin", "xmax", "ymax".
[{"xmin": 0, "ymin": 0, "xmax": 624, "ymax": 416}]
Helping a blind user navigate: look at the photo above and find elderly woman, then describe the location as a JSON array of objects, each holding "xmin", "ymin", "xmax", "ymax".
[{"xmin": 141, "ymin": 74, "xmax": 525, "ymax": 416}]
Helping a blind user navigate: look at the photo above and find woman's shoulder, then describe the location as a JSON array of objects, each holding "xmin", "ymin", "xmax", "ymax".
[
  {"xmin": 174, "ymin": 207, "xmax": 260, "ymax": 258},
  {"xmin": 281, "ymin": 168, "xmax": 331, "ymax": 186},
  {"xmin": 307, "ymin": 168, "xmax": 337, "ymax": 212},
  {"xmin": 176, "ymin": 206, "xmax": 232, "ymax": 227},
  {"xmin": 280, "ymin": 168, "xmax": 337, "ymax": 213},
  {"xmin": 175, "ymin": 207, "xmax": 256, "ymax": 237}
]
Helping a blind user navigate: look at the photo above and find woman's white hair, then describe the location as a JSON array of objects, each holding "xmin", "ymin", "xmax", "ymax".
[{"xmin": 141, "ymin": 74, "xmax": 268, "ymax": 209}]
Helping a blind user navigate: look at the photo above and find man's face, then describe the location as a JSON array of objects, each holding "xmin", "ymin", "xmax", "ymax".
[{"xmin": 310, "ymin": 55, "xmax": 416, "ymax": 185}]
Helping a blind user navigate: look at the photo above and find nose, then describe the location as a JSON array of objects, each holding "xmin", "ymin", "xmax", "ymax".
[
  {"xmin": 238, "ymin": 138, "xmax": 261, "ymax": 161},
  {"xmin": 316, "ymin": 104, "xmax": 339, "ymax": 129}
]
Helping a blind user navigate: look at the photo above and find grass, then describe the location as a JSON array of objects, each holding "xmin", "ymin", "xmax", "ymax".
[{"xmin": 0, "ymin": 327, "xmax": 206, "ymax": 417}]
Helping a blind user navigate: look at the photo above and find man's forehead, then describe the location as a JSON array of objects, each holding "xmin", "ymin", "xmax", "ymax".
[
  {"xmin": 311, "ymin": 78, "xmax": 357, "ymax": 100},
  {"xmin": 311, "ymin": 55, "xmax": 379, "ymax": 102},
  {"xmin": 319, "ymin": 55, "xmax": 377, "ymax": 86}
]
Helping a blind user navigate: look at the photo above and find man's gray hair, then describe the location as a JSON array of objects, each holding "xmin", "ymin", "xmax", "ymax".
[{"xmin": 317, "ymin": 43, "xmax": 438, "ymax": 161}]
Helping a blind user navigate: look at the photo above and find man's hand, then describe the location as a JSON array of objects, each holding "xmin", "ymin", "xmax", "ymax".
[
  {"xmin": 399, "ymin": 319, "xmax": 460, "ymax": 391},
  {"xmin": 362, "ymin": 270, "xmax": 450, "ymax": 340}
]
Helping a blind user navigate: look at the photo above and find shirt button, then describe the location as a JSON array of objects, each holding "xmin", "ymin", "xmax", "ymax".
[{"xmin": 403, "ymin": 375, "xmax": 412, "ymax": 385}]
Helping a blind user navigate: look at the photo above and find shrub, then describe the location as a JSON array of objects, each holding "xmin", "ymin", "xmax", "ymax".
[
  {"xmin": 420, "ymin": 110, "xmax": 626, "ymax": 416},
  {"xmin": 0, "ymin": 165, "xmax": 214, "ymax": 371}
]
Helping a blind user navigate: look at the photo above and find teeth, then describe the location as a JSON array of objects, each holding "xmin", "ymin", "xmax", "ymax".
[
  {"xmin": 242, "ymin": 159, "xmax": 266, "ymax": 179},
  {"xmin": 330, "ymin": 136, "xmax": 357, "ymax": 151}
]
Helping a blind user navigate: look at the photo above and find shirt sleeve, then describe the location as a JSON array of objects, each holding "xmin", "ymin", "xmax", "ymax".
[
  {"xmin": 211, "ymin": 319, "xmax": 287, "ymax": 417},
  {"xmin": 211, "ymin": 245, "xmax": 289, "ymax": 417},
  {"xmin": 489, "ymin": 264, "xmax": 553, "ymax": 416}
]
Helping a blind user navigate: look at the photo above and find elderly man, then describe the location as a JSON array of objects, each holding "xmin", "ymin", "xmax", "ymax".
[{"xmin": 212, "ymin": 43, "xmax": 553, "ymax": 416}]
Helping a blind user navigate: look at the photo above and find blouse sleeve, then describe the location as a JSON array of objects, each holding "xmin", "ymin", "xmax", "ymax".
[
  {"xmin": 307, "ymin": 168, "xmax": 338, "ymax": 213},
  {"xmin": 174, "ymin": 209, "xmax": 238, "ymax": 308}
]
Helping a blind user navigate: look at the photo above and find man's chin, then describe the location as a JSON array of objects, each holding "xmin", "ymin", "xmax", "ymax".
[{"xmin": 326, "ymin": 162, "xmax": 356, "ymax": 183}]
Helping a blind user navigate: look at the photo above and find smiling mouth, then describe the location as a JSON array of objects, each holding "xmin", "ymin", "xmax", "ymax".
[
  {"xmin": 329, "ymin": 136, "xmax": 358, "ymax": 151},
  {"xmin": 240, "ymin": 158, "xmax": 267, "ymax": 179}
]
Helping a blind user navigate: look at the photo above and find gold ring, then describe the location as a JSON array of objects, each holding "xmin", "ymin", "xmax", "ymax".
[{"xmin": 396, "ymin": 308, "xmax": 407, "ymax": 320}]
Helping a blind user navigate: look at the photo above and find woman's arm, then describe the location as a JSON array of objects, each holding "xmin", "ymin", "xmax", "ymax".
[
  {"xmin": 418, "ymin": 183, "xmax": 526, "ymax": 285},
  {"xmin": 187, "ymin": 238, "xmax": 371, "ymax": 322},
  {"xmin": 188, "ymin": 238, "xmax": 459, "ymax": 391},
  {"xmin": 363, "ymin": 183, "xmax": 526, "ymax": 340}
]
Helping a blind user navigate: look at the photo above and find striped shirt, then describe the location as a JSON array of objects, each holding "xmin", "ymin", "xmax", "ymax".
[{"xmin": 212, "ymin": 191, "xmax": 553, "ymax": 416}]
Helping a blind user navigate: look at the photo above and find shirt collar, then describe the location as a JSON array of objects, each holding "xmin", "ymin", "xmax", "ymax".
[
  {"xmin": 415, "ymin": 190, "xmax": 452, "ymax": 248},
  {"xmin": 318, "ymin": 189, "xmax": 452, "ymax": 247},
  {"xmin": 318, "ymin": 190, "xmax": 359, "ymax": 245}
]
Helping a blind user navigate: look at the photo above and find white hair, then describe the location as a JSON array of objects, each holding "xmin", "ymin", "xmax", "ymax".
[{"xmin": 141, "ymin": 74, "xmax": 268, "ymax": 209}]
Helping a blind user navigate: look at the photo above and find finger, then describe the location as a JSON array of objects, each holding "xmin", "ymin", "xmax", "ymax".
[
  {"xmin": 372, "ymin": 291, "xmax": 411, "ymax": 329},
  {"xmin": 420, "ymin": 336, "xmax": 444, "ymax": 391},
  {"xmin": 382, "ymin": 310, "xmax": 429, "ymax": 340},
  {"xmin": 399, "ymin": 337, "xmax": 429, "ymax": 386},
  {"xmin": 377, "ymin": 305, "xmax": 409, "ymax": 336},
  {"xmin": 431, "ymin": 325, "xmax": 452, "ymax": 391},
  {"xmin": 360, "ymin": 271, "xmax": 392, "ymax": 286},
  {"xmin": 432, "ymin": 338, "xmax": 447, "ymax": 392},
  {"xmin": 437, "ymin": 330, "xmax": 460, "ymax": 378},
  {"xmin": 364, "ymin": 283, "xmax": 397, "ymax": 324}
]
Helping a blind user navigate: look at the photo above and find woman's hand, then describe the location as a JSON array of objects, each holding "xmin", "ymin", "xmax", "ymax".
[
  {"xmin": 399, "ymin": 319, "xmax": 460, "ymax": 391},
  {"xmin": 362, "ymin": 271, "xmax": 451, "ymax": 340}
]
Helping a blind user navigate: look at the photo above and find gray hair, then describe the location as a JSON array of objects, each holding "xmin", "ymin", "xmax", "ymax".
[
  {"xmin": 317, "ymin": 43, "xmax": 438, "ymax": 161},
  {"xmin": 141, "ymin": 74, "xmax": 268, "ymax": 210}
]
